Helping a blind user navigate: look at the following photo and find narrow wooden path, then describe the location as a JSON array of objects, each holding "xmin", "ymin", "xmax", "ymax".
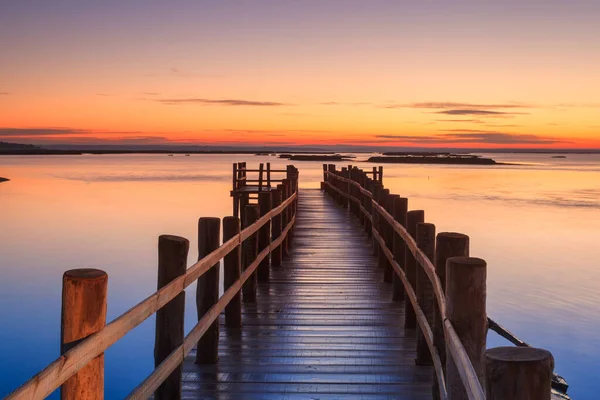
[{"xmin": 182, "ymin": 188, "xmax": 433, "ymax": 399}]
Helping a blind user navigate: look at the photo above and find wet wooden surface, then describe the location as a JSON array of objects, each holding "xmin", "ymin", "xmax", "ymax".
[{"xmin": 182, "ymin": 189, "xmax": 432, "ymax": 399}]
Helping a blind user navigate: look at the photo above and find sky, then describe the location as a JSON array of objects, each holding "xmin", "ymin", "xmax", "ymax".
[{"xmin": 1, "ymin": 0, "xmax": 599, "ymax": 149}]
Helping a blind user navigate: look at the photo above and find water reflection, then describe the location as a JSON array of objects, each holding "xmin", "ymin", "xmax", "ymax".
[{"xmin": 0, "ymin": 154, "xmax": 598, "ymax": 398}]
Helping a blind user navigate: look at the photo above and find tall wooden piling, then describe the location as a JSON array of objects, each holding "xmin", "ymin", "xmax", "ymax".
[
  {"xmin": 446, "ymin": 256, "xmax": 487, "ymax": 400},
  {"xmin": 383, "ymin": 193, "xmax": 398, "ymax": 283},
  {"xmin": 242, "ymin": 205, "xmax": 259, "ymax": 303},
  {"xmin": 405, "ymin": 210, "xmax": 424, "ymax": 329},
  {"xmin": 223, "ymin": 217, "xmax": 242, "ymax": 328},
  {"xmin": 196, "ymin": 217, "xmax": 220, "ymax": 364},
  {"xmin": 61, "ymin": 269, "xmax": 107, "ymax": 400},
  {"xmin": 258, "ymin": 191, "xmax": 272, "ymax": 282},
  {"xmin": 281, "ymin": 180, "xmax": 290, "ymax": 256},
  {"xmin": 485, "ymin": 347, "xmax": 554, "ymax": 400},
  {"xmin": 415, "ymin": 222, "xmax": 436, "ymax": 366},
  {"xmin": 155, "ymin": 235, "xmax": 189, "ymax": 399},
  {"xmin": 392, "ymin": 197, "xmax": 408, "ymax": 301},
  {"xmin": 371, "ymin": 183, "xmax": 382, "ymax": 256},
  {"xmin": 432, "ymin": 232, "xmax": 470, "ymax": 399},
  {"xmin": 377, "ymin": 189, "xmax": 390, "ymax": 271},
  {"xmin": 271, "ymin": 188, "xmax": 283, "ymax": 267}
]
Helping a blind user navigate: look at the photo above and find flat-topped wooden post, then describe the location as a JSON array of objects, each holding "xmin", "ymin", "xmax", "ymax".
[
  {"xmin": 405, "ymin": 210, "xmax": 424, "ymax": 329},
  {"xmin": 258, "ymin": 191, "xmax": 272, "ymax": 282},
  {"xmin": 446, "ymin": 256, "xmax": 487, "ymax": 400},
  {"xmin": 155, "ymin": 235, "xmax": 189, "ymax": 399},
  {"xmin": 415, "ymin": 222, "xmax": 436, "ymax": 366},
  {"xmin": 242, "ymin": 205, "xmax": 259, "ymax": 303},
  {"xmin": 196, "ymin": 217, "xmax": 220, "ymax": 364},
  {"xmin": 392, "ymin": 197, "xmax": 408, "ymax": 301},
  {"xmin": 383, "ymin": 193, "xmax": 398, "ymax": 283},
  {"xmin": 61, "ymin": 269, "xmax": 107, "ymax": 400},
  {"xmin": 364, "ymin": 178, "xmax": 373, "ymax": 236},
  {"xmin": 432, "ymin": 232, "xmax": 470, "ymax": 399},
  {"xmin": 485, "ymin": 347, "xmax": 554, "ymax": 400},
  {"xmin": 377, "ymin": 189, "xmax": 390, "ymax": 271},
  {"xmin": 271, "ymin": 188, "xmax": 283, "ymax": 267},
  {"xmin": 371, "ymin": 183, "xmax": 383, "ymax": 256},
  {"xmin": 281, "ymin": 179, "xmax": 291, "ymax": 254},
  {"xmin": 223, "ymin": 217, "xmax": 242, "ymax": 328},
  {"xmin": 341, "ymin": 167, "xmax": 348, "ymax": 208}
]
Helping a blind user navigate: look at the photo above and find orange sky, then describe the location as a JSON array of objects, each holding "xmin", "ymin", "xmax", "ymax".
[{"xmin": 1, "ymin": 1, "xmax": 599, "ymax": 149}]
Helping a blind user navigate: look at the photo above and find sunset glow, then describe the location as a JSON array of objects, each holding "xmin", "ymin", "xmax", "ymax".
[{"xmin": 1, "ymin": 1, "xmax": 599, "ymax": 148}]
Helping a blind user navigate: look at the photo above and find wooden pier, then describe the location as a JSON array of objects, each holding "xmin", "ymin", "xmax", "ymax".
[{"xmin": 6, "ymin": 163, "xmax": 569, "ymax": 400}]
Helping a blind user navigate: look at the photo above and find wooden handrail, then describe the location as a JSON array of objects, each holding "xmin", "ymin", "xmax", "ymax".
[
  {"xmin": 126, "ymin": 215, "xmax": 296, "ymax": 399},
  {"xmin": 323, "ymin": 170, "xmax": 486, "ymax": 400},
  {"xmin": 7, "ymin": 192, "xmax": 297, "ymax": 400}
]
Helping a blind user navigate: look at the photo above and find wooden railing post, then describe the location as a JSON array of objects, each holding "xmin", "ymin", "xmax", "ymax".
[
  {"xmin": 341, "ymin": 167, "xmax": 348, "ymax": 208},
  {"xmin": 383, "ymin": 193, "xmax": 398, "ymax": 283},
  {"xmin": 446, "ymin": 256, "xmax": 487, "ymax": 400},
  {"xmin": 271, "ymin": 188, "xmax": 283, "ymax": 267},
  {"xmin": 223, "ymin": 217, "xmax": 242, "ymax": 328},
  {"xmin": 155, "ymin": 235, "xmax": 189, "ymax": 400},
  {"xmin": 282, "ymin": 179, "xmax": 291, "ymax": 253},
  {"xmin": 371, "ymin": 183, "xmax": 382, "ymax": 256},
  {"xmin": 61, "ymin": 269, "xmax": 107, "ymax": 400},
  {"xmin": 378, "ymin": 166, "xmax": 384, "ymax": 183},
  {"xmin": 278, "ymin": 183, "xmax": 289, "ymax": 258},
  {"xmin": 415, "ymin": 222, "xmax": 436, "ymax": 366},
  {"xmin": 364, "ymin": 178, "xmax": 373, "ymax": 236},
  {"xmin": 377, "ymin": 189, "xmax": 390, "ymax": 269},
  {"xmin": 405, "ymin": 210, "xmax": 424, "ymax": 329},
  {"xmin": 392, "ymin": 197, "xmax": 408, "ymax": 301},
  {"xmin": 232, "ymin": 163, "xmax": 239, "ymax": 218},
  {"xmin": 196, "ymin": 217, "xmax": 220, "ymax": 364},
  {"xmin": 485, "ymin": 347, "xmax": 554, "ymax": 400},
  {"xmin": 242, "ymin": 205, "xmax": 259, "ymax": 303},
  {"xmin": 322, "ymin": 163, "xmax": 327, "ymax": 189},
  {"xmin": 433, "ymin": 232, "xmax": 470, "ymax": 399},
  {"xmin": 258, "ymin": 191, "xmax": 272, "ymax": 282}
]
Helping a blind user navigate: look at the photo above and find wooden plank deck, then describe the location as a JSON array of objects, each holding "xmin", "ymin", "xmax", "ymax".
[{"xmin": 181, "ymin": 188, "xmax": 433, "ymax": 399}]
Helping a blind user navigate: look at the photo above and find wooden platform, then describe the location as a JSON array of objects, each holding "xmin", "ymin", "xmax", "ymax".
[{"xmin": 182, "ymin": 189, "xmax": 433, "ymax": 399}]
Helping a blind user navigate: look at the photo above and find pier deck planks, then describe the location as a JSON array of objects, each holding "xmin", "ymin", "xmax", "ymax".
[{"xmin": 181, "ymin": 189, "xmax": 432, "ymax": 399}]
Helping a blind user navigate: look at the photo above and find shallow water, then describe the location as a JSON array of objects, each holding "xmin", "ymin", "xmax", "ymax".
[{"xmin": 0, "ymin": 153, "xmax": 598, "ymax": 399}]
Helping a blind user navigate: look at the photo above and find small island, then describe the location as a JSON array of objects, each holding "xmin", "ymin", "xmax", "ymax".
[
  {"xmin": 279, "ymin": 153, "xmax": 353, "ymax": 161},
  {"xmin": 369, "ymin": 152, "xmax": 498, "ymax": 165},
  {"xmin": 0, "ymin": 177, "xmax": 9, "ymax": 183}
]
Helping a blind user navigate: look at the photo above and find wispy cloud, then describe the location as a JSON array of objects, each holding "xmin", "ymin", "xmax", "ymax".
[
  {"xmin": 0, "ymin": 127, "xmax": 86, "ymax": 137},
  {"xmin": 384, "ymin": 102, "xmax": 531, "ymax": 110},
  {"xmin": 436, "ymin": 119, "xmax": 483, "ymax": 123},
  {"xmin": 156, "ymin": 98, "xmax": 291, "ymax": 106},
  {"xmin": 434, "ymin": 109, "xmax": 523, "ymax": 116},
  {"xmin": 0, "ymin": 92, "xmax": 9, "ymax": 95},
  {"xmin": 376, "ymin": 131, "xmax": 567, "ymax": 145}
]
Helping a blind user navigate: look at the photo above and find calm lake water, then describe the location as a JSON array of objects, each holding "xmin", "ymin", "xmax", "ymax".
[{"xmin": 1, "ymin": 153, "xmax": 599, "ymax": 399}]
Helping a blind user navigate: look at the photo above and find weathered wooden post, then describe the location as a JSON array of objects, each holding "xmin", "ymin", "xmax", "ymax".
[
  {"xmin": 278, "ymin": 183, "xmax": 289, "ymax": 258},
  {"xmin": 223, "ymin": 217, "xmax": 242, "ymax": 328},
  {"xmin": 242, "ymin": 205, "xmax": 259, "ymax": 303},
  {"xmin": 371, "ymin": 182, "xmax": 382, "ymax": 256},
  {"xmin": 364, "ymin": 178, "xmax": 373, "ymax": 236},
  {"xmin": 405, "ymin": 210, "xmax": 424, "ymax": 329},
  {"xmin": 271, "ymin": 188, "xmax": 283, "ymax": 267},
  {"xmin": 322, "ymin": 163, "xmax": 327, "ymax": 190},
  {"xmin": 155, "ymin": 235, "xmax": 189, "ymax": 399},
  {"xmin": 377, "ymin": 189, "xmax": 390, "ymax": 271},
  {"xmin": 446, "ymin": 256, "xmax": 487, "ymax": 400},
  {"xmin": 341, "ymin": 167, "xmax": 348, "ymax": 209},
  {"xmin": 61, "ymin": 269, "xmax": 107, "ymax": 400},
  {"xmin": 432, "ymin": 232, "xmax": 470, "ymax": 399},
  {"xmin": 383, "ymin": 193, "xmax": 398, "ymax": 283},
  {"xmin": 258, "ymin": 191, "xmax": 272, "ymax": 282},
  {"xmin": 485, "ymin": 347, "xmax": 554, "ymax": 400},
  {"xmin": 378, "ymin": 166, "xmax": 383, "ymax": 183},
  {"xmin": 196, "ymin": 217, "xmax": 220, "ymax": 364},
  {"xmin": 392, "ymin": 197, "xmax": 408, "ymax": 301},
  {"xmin": 281, "ymin": 179, "xmax": 291, "ymax": 254},
  {"xmin": 415, "ymin": 222, "xmax": 436, "ymax": 366},
  {"xmin": 232, "ymin": 163, "xmax": 239, "ymax": 218}
]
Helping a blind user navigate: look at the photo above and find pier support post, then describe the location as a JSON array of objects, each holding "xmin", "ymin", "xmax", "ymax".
[
  {"xmin": 196, "ymin": 217, "xmax": 220, "ymax": 364},
  {"xmin": 223, "ymin": 217, "xmax": 242, "ymax": 328},
  {"xmin": 392, "ymin": 197, "xmax": 408, "ymax": 301},
  {"xmin": 155, "ymin": 235, "xmax": 189, "ymax": 399},
  {"xmin": 383, "ymin": 193, "xmax": 398, "ymax": 283},
  {"xmin": 281, "ymin": 181, "xmax": 290, "ymax": 257},
  {"xmin": 432, "ymin": 232, "xmax": 470, "ymax": 399},
  {"xmin": 242, "ymin": 205, "xmax": 259, "ymax": 303},
  {"xmin": 415, "ymin": 222, "xmax": 436, "ymax": 366},
  {"xmin": 404, "ymin": 210, "xmax": 424, "ymax": 329},
  {"xmin": 371, "ymin": 183, "xmax": 382, "ymax": 256},
  {"xmin": 258, "ymin": 191, "xmax": 272, "ymax": 282},
  {"xmin": 377, "ymin": 189, "xmax": 390, "ymax": 270},
  {"xmin": 485, "ymin": 347, "xmax": 554, "ymax": 400},
  {"xmin": 446, "ymin": 257, "xmax": 487, "ymax": 400},
  {"xmin": 271, "ymin": 188, "xmax": 283, "ymax": 267},
  {"xmin": 61, "ymin": 269, "xmax": 107, "ymax": 400}
]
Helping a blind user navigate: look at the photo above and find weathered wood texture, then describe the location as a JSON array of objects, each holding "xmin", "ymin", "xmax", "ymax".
[{"xmin": 181, "ymin": 189, "xmax": 433, "ymax": 399}]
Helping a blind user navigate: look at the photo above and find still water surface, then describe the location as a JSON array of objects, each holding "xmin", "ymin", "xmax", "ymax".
[{"xmin": 0, "ymin": 154, "xmax": 598, "ymax": 399}]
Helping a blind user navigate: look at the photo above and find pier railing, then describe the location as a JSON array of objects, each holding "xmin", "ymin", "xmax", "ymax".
[
  {"xmin": 7, "ymin": 165, "xmax": 299, "ymax": 400},
  {"xmin": 322, "ymin": 164, "xmax": 560, "ymax": 400}
]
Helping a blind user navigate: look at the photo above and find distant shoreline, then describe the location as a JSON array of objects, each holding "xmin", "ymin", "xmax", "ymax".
[{"xmin": 0, "ymin": 177, "xmax": 9, "ymax": 183}]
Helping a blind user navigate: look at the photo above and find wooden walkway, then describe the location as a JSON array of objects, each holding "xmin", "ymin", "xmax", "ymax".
[{"xmin": 182, "ymin": 189, "xmax": 433, "ymax": 399}]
